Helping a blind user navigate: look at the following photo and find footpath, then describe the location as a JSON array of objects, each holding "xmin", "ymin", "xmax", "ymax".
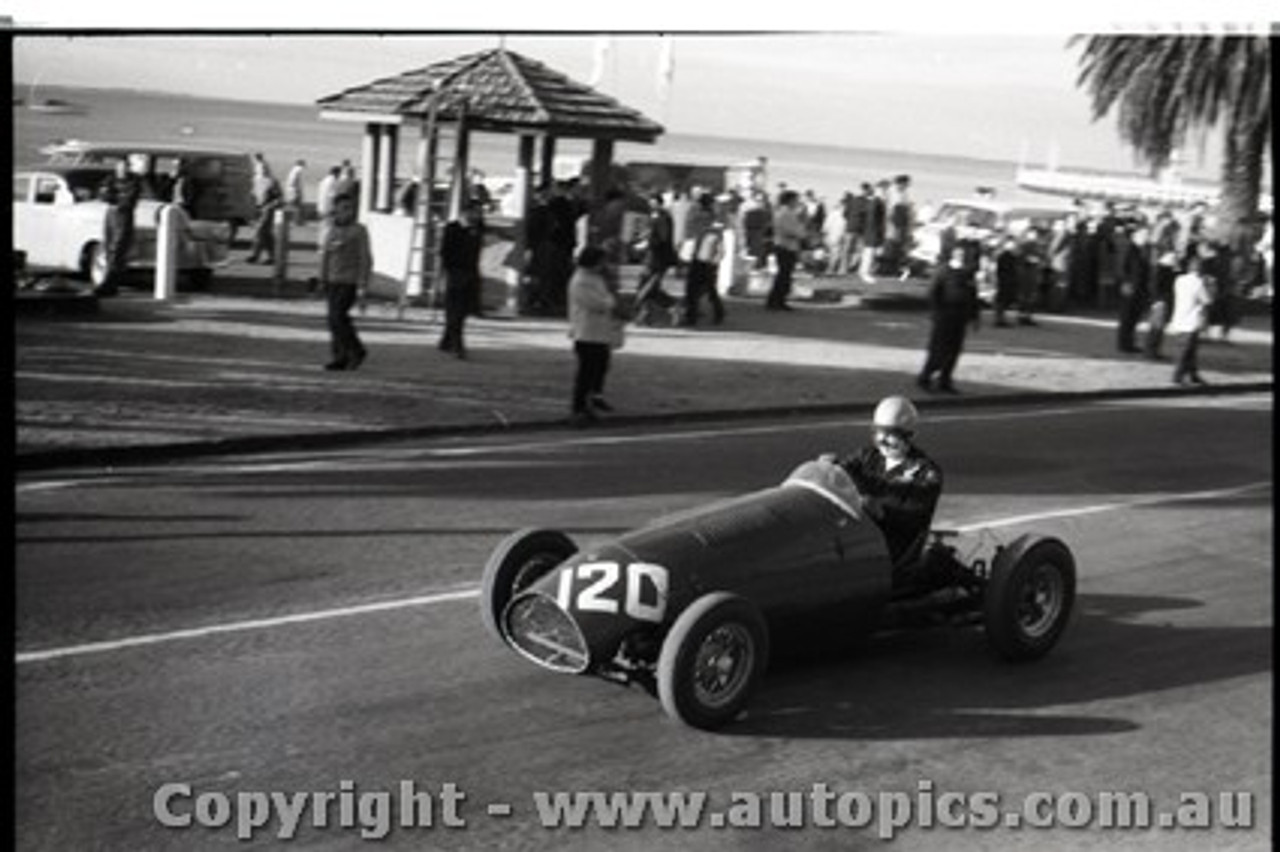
[{"xmin": 14, "ymin": 246, "xmax": 1274, "ymax": 471}]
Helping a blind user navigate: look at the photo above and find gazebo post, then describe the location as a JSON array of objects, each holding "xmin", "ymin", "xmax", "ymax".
[
  {"xmin": 447, "ymin": 106, "xmax": 471, "ymax": 221},
  {"xmin": 511, "ymin": 133, "xmax": 537, "ymax": 313},
  {"xmin": 376, "ymin": 124, "xmax": 398, "ymax": 212},
  {"xmin": 359, "ymin": 123, "xmax": 379, "ymax": 217},
  {"xmin": 540, "ymin": 136, "xmax": 557, "ymax": 187},
  {"xmin": 588, "ymin": 138, "xmax": 615, "ymax": 207}
]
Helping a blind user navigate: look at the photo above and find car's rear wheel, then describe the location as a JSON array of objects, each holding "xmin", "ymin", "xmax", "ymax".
[
  {"xmin": 83, "ymin": 242, "xmax": 110, "ymax": 289},
  {"xmin": 657, "ymin": 592, "xmax": 769, "ymax": 730},
  {"xmin": 983, "ymin": 536, "xmax": 1075, "ymax": 661},
  {"xmin": 480, "ymin": 529, "xmax": 576, "ymax": 645}
]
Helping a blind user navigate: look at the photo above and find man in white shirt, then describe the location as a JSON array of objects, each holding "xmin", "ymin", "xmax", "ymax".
[
  {"xmin": 285, "ymin": 159, "xmax": 306, "ymax": 222},
  {"xmin": 1169, "ymin": 254, "xmax": 1213, "ymax": 386}
]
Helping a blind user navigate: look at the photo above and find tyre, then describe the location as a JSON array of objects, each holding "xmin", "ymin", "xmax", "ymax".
[
  {"xmin": 480, "ymin": 528, "xmax": 576, "ymax": 645},
  {"xmin": 83, "ymin": 242, "xmax": 110, "ymax": 289},
  {"xmin": 657, "ymin": 592, "xmax": 769, "ymax": 730},
  {"xmin": 983, "ymin": 536, "xmax": 1076, "ymax": 662}
]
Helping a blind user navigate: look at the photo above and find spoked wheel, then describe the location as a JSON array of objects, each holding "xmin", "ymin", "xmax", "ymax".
[
  {"xmin": 657, "ymin": 592, "xmax": 769, "ymax": 730},
  {"xmin": 983, "ymin": 536, "xmax": 1076, "ymax": 661},
  {"xmin": 480, "ymin": 528, "xmax": 576, "ymax": 645}
]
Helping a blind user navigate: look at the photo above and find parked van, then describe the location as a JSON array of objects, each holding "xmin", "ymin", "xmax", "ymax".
[{"xmin": 41, "ymin": 140, "xmax": 256, "ymax": 227}]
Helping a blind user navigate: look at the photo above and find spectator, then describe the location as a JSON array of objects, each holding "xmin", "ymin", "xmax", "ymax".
[
  {"xmin": 1145, "ymin": 244, "xmax": 1180, "ymax": 361},
  {"xmin": 803, "ymin": 189, "xmax": 826, "ymax": 244},
  {"xmin": 95, "ymin": 159, "xmax": 143, "ymax": 295},
  {"xmin": 768, "ymin": 189, "xmax": 805, "ymax": 311},
  {"xmin": 884, "ymin": 174, "xmax": 914, "ymax": 275},
  {"xmin": 1204, "ymin": 240, "xmax": 1237, "ymax": 342},
  {"xmin": 918, "ymin": 243, "xmax": 980, "ymax": 394},
  {"xmin": 669, "ymin": 187, "xmax": 693, "ymax": 250},
  {"xmin": 247, "ymin": 157, "xmax": 282, "ymax": 264},
  {"xmin": 285, "ymin": 158, "xmax": 307, "ymax": 223},
  {"xmin": 682, "ymin": 195, "xmax": 727, "ymax": 327},
  {"xmin": 171, "ymin": 159, "xmax": 198, "ymax": 215},
  {"xmin": 740, "ymin": 191, "xmax": 772, "ymax": 271},
  {"xmin": 860, "ymin": 181, "xmax": 887, "ymax": 279},
  {"xmin": 1046, "ymin": 218, "xmax": 1072, "ymax": 311},
  {"xmin": 318, "ymin": 192, "xmax": 372, "ymax": 372},
  {"xmin": 992, "ymin": 233, "xmax": 1020, "ymax": 328},
  {"xmin": 831, "ymin": 188, "xmax": 866, "ymax": 275},
  {"xmin": 335, "ymin": 160, "xmax": 357, "ymax": 200},
  {"xmin": 438, "ymin": 203, "xmax": 484, "ymax": 360},
  {"xmin": 634, "ymin": 193, "xmax": 679, "ymax": 320},
  {"xmin": 1015, "ymin": 226, "xmax": 1045, "ymax": 326},
  {"xmin": 568, "ymin": 246, "xmax": 620, "ymax": 427},
  {"xmin": 1169, "ymin": 254, "xmax": 1213, "ymax": 386},
  {"xmin": 1115, "ymin": 226, "xmax": 1152, "ymax": 353}
]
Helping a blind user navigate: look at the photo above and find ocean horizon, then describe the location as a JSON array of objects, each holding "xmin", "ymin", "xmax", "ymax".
[{"xmin": 13, "ymin": 82, "xmax": 1211, "ymax": 212}]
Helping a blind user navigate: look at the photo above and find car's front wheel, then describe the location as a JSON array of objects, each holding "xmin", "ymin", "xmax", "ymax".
[
  {"xmin": 657, "ymin": 592, "xmax": 769, "ymax": 730},
  {"xmin": 480, "ymin": 528, "xmax": 577, "ymax": 645},
  {"xmin": 983, "ymin": 536, "xmax": 1075, "ymax": 661}
]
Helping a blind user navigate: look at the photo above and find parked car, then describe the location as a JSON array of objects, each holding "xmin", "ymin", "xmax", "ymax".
[
  {"xmin": 13, "ymin": 165, "xmax": 231, "ymax": 288},
  {"xmin": 481, "ymin": 459, "xmax": 1076, "ymax": 730},
  {"xmin": 907, "ymin": 198, "xmax": 1077, "ymax": 280},
  {"xmin": 40, "ymin": 140, "xmax": 257, "ymax": 229}
]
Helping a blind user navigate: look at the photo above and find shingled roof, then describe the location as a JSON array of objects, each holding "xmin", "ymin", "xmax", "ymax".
[{"xmin": 317, "ymin": 48, "xmax": 664, "ymax": 143}]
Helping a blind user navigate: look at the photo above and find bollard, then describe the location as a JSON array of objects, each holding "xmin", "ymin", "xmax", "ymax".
[
  {"xmin": 154, "ymin": 204, "xmax": 179, "ymax": 301},
  {"xmin": 272, "ymin": 207, "xmax": 290, "ymax": 294}
]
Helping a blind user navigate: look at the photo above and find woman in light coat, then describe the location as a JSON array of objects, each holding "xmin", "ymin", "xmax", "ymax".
[{"xmin": 568, "ymin": 246, "xmax": 619, "ymax": 425}]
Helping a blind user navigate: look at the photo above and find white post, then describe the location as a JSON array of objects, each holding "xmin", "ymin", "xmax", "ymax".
[
  {"xmin": 272, "ymin": 207, "xmax": 290, "ymax": 292},
  {"xmin": 717, "ymin": 227, "xmax": 737, "ymax": 295},
  {"xmin": 154, "ymin": 204, "xmax": 178, "ymax": 301},
  {"xmin": 360, "ymin": 125, "xmax": 379, "ymax": 218}
]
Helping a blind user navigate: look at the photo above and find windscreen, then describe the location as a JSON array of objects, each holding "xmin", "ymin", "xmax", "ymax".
[{"xmin": 783, "ymin": 460, "xmax": 863, "ymax": 518}]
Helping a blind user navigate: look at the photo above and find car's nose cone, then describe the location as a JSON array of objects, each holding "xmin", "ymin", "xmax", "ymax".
[{"xmin": 505, "ymin": 593, "xmax": 590, "ymax": 673}]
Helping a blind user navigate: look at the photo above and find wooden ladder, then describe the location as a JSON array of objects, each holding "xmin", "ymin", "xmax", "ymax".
[{"xmin": 400, "ymin": 99, "xmax": 464, "ymax": 321}]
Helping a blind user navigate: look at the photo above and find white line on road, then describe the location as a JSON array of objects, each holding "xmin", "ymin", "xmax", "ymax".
[
  {"xmin": 948, "ymin": 480, "xmax": 1271, "ymax": 533},
  {"xmin": 15, "ymin": 480, "xmax": 1270, "ymax": 666},
  {"xmin": 15, "ymin": 588, "xmax": 480, "ymax": 665}
]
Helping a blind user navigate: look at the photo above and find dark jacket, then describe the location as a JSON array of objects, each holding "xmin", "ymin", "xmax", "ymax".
[
  {"xmin": 441, "ymin": 219, "xmax": 483, "ymax": 276},
  {"xmin": 100, "ymin": 173, "xmax": 143, "ymax": 211},
  {"xmin": 930, "ymin": 263, "xmax": 980, "ymax": 320},
  {"xmin": 837, "ymin": 444, "xmax": 943, "ymax": 566}
]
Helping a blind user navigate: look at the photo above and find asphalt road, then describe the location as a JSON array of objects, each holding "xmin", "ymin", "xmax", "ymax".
[{"xmin": 14, "ymin": 395, "xmax": 1272, "ymax": 850}]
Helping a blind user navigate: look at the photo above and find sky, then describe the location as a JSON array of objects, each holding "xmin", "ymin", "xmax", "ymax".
[{"xmin": 10, "ymin": 6, "xmax": 1275, "ymax": 178}]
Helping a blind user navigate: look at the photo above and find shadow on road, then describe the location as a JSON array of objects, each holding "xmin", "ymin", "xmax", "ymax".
[{"xmin": 724, "ymin": 592, "xmax": 1271, "ymax": 741}]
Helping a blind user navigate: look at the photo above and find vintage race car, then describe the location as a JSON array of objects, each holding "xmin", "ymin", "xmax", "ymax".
[{"xmin": 481, "ymin": 459, "xmax": 1075, "ymax": 730}]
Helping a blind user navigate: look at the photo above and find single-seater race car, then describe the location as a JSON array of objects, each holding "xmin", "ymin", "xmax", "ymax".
[{"xmin": 481, "ymin": 459, "xmax": 1075, "ymax": 731}]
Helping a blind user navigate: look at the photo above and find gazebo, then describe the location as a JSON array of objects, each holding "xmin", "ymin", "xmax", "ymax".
[{"xmin": 316, "ymin": 47, "xmax": 665, "ymax": 305}]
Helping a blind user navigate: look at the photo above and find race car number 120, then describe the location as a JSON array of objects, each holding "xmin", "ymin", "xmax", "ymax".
[{"xmin": 556, "ymin": 562, "xmax": 669, "ymax": 623}]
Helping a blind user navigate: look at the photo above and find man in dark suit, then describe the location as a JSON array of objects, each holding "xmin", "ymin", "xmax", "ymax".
[
  {"xmin": 918, "ymin": 243, "xmax": 981, "ymax": 393},
  {"xmin": 439, "ymin": 203, "xmax": 484, "ymax": 359}
]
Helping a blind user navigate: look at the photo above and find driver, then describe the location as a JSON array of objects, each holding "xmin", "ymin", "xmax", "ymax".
[{"xmin": 826, "ymin": 396, "xmax": 942, "ymax": 573}]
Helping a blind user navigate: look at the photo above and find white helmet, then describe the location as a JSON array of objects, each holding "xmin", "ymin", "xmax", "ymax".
[{"xmin": 872, "ymin": 396, "xmax": 919, "ymax": 434}]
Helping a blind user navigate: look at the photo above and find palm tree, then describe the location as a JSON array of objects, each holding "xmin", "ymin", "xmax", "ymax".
[{"xmin": 1073, "ymin": 35, "xmax": 1271, "ymax": 254}]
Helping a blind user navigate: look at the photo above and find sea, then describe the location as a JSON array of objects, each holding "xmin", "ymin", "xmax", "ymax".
[{"xmin": 12, "ymin": 83, "xmax": 1172, "ymax": 217}]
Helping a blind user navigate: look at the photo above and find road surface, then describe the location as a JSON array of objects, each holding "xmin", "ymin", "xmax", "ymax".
[{"xmin": 15, "ymin": 395, "xmax": 1272, "ymax": 850}]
